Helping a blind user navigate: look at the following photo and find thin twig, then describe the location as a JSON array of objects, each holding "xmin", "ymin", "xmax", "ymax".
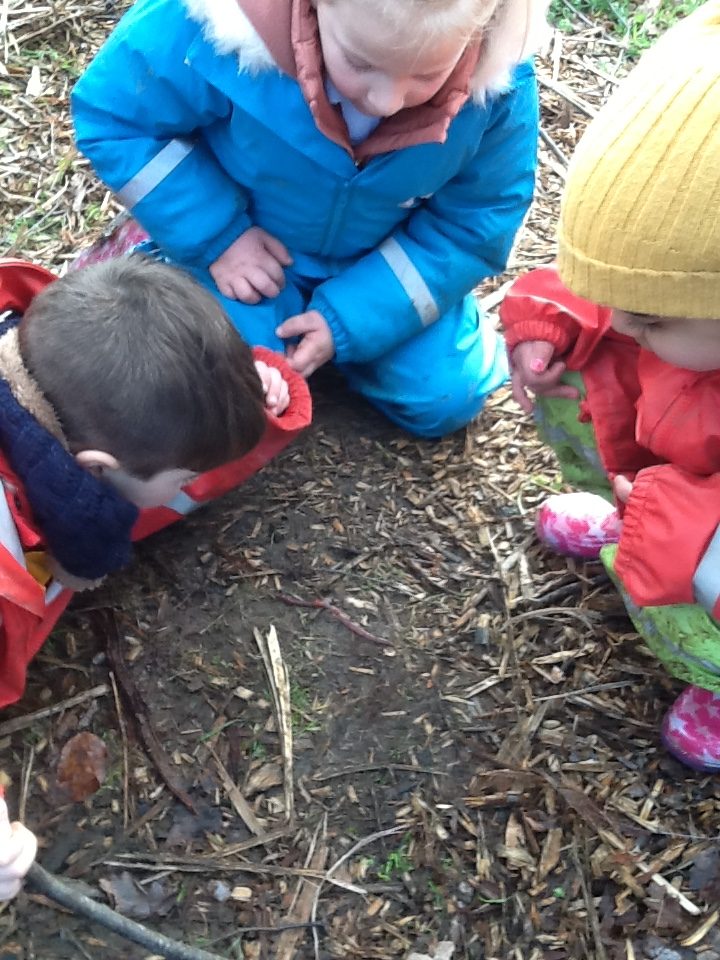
[
  {"xmin": 537, "ymin": 74, "xmax": 598, "ymax": 118},
  {"xmin": 279, "ymin": 593, "xmax": 391, "ymax": 646},
  {"xmin": 0, "ymin": 685, "xmax": 109, "ymax": 738},
  {"xmin": 18, "ymin": 744, "xmax": 33, "ymax": 825},
  {"xmin": 104, "ymin": 855, "xmax": 364, "ymax": 892},
  {"xmin": 109, "ymin": 672, "xmax": 130, "ymax": 830},
  {"xmin": 100, "ymin": 610, "xmax": 197, "ymax": 813},
  {"xmin": 209, "ymin": 746, "xmax": 267, "ymax": 837},
  {"xmin": 313, "ymin": 763, "xmax": 446, "ymax": 783},
  {"xmin": 539, "ymin": 126, "xmax": 569, "ymax": 167},
  {"xmin": 572, "ymin": 840, "xmax": 608, "ymax": 960}
]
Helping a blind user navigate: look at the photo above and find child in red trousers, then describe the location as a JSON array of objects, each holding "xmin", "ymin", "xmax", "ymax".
[{"xmin": 501, "ymin": 1, "xmax": 720, "ymax": 773}]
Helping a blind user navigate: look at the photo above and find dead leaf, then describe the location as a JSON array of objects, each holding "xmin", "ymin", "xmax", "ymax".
[
  {"xmin": 56, "ymin": 732, "xmax": 108, "ymax": 801},
  {"xmin": 245, "ymin": 761, "xmax": 283, "ymax": 796},
  {"xmin": 688, "ymin": 847, "xmax": 720, "ymax": 901},
  {"xmin": 99, "ymin": 871, "xmax": 174, "ymax": 919},
  {"xmin": 537, "ymin": 827, "xmax": 563, "ymax": 881}
]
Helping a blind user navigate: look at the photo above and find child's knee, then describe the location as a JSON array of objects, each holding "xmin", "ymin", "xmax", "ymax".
[
  {"xmin": 602, "ymin": 544, "xmax": 720, "ymax": 692},
  {"xmin": 375, "ymin": 361, "xmax": 504, "ymax": 438}
]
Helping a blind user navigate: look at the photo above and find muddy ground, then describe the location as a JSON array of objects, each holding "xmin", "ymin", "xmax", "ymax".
[{"xmin": 2, "ymin": 374, "xmax": 720, "ymax": 960}]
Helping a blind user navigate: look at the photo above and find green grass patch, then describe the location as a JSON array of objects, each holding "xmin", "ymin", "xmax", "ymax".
[
  {"xmin": 290, "ymin": 684, "xmax": 322, "ymax": 734},
  {"xmin": 375, "ymin": 834, "xmax": 414, "ymax": 881},
  {"xmin": 549, "ymin": 0, "xmax": 706, "ymax": 56}
]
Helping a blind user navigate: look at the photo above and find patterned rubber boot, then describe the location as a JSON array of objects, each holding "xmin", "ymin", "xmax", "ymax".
[
  {"xmin": 72, "ymin": 213, "xmax": 149, "ymax": 271},
  {"xmin": 662, "ymin": 686, "xmax": 720, "ymax": 773},
  {"xmin": 536, "ymin": 491, "xmax": 621, "ymax": 560}
]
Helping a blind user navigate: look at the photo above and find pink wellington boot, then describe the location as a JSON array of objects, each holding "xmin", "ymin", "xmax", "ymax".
[
  {"xmin": 661, "ymin": 686, "xmax": 720, "ymax": 773},
  {"xmin": 535, "ymin": 492, "xmax": 622, "ymax": 560}
]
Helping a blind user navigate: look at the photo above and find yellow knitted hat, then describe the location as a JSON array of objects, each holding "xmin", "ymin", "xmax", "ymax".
[{"xmin": 557, "ymin": 1, "xmax": 720, "ymax": 319}]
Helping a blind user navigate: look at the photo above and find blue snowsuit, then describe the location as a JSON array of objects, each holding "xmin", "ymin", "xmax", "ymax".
[{"xmin": 72, "ymin": 0, "xmax": 539, "ymax": 436}]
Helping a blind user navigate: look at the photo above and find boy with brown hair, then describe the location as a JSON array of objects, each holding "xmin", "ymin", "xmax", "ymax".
[
  {"xmin": 0, "ymin": 253, "xmax": 297, "ymax": 687},
  {"xmin": 1, "ymin": 254, "xmax": 279, "ymax": 581},
  {"xmin": 0, "ymin": 253, "xmax": 306, "ymax": 900}
]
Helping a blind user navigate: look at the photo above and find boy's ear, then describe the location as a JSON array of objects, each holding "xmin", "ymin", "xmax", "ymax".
[{"xmin": 74, "ymin": 450, "xmax": 121, "ymax": 477}]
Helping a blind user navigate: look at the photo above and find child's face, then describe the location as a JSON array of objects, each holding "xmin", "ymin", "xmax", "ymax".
[
  {"xmin": 104, "ymin": 467, "xmax": 199, "ymax": 509},
  {"xmin": 317, "ymin": 0, "xmax": 467, "ymax": 117},
  {"xmin": 611, "ymin": 310, "xmax": 720, "ymax": 371}
]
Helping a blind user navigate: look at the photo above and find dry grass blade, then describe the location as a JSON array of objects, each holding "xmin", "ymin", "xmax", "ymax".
[
  {"xmin": 276, "ymin": 818, "xmax": 328, "ymax": 960},
  {"xmin": 254, "ymin": 625, "xmax": 295, "ymax": 823},
  {"xmin": 209, "ymin": 744, "xmax": 267, "ymax": 837}
]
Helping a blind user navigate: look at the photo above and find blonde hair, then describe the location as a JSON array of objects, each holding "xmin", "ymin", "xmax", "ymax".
[
  {"xmin": 316, "ymin": 0, "xmax": 549, "ymax": 95},
  {"xmin": 318, "ymin": 0, "xmax": 505, "ymax": 42}
]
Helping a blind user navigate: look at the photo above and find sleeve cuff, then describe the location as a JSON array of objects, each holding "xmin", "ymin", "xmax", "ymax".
[{"xmin": 504, "ymin": 317, "xmax": 574, "ymax": 356}]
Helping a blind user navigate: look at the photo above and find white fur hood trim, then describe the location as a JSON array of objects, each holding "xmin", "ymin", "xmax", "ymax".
[
  {"xmin": 473, "ymin": 0, "xmax": 551, "ymax": 100},
  {"xmin": 182, "ymin": 0, "xmax": 550, "ymax": 98},
  {"xmin": 182, "ymin": 0, "xmax": 275, "ymax": 73}
]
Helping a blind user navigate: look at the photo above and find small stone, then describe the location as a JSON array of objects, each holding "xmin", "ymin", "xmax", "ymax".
[
  {"xmin": 457, "ymin": 880, "xmax": 474, "ymax": 901},
  {"xmin": 209, "ymin": 880, "xmax": 231, "ymax": 903},
  {"xmin": 230, "ymin": 886, "xmax": 253, "ymax": 902}
]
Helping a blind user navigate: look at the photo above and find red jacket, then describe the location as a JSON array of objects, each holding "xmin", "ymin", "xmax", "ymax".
[
  {"xmin": 501, "ymin": 266, "xmax": 720, "ymax": 619},
  {"xmin": 0, "ymin": 260, "xmax": 312, "ymax": 708}
]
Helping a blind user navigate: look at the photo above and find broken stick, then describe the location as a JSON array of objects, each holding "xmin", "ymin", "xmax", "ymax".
[{"xmin": 27, "ymin": 862, "xmax": 227, "ymax": 960}]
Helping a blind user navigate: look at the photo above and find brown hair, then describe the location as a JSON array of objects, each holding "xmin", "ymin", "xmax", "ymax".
[{"xmin": 20, "ymin": 256, "xmax": 266, "ymax": 478}]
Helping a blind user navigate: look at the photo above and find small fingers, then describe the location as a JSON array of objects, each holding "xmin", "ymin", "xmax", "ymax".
[
  {"xmin": 262, "ymin": 233, "xmax": 293, "ymax": 267},
  {"xmin": 510, "ymin": 373, "xmax": 533, "ymax": 414},
  {"xmin": 263, "ymin": 366, "xmax": 284, "ymax": 409},
  {"xmin": 276, "ymin": 315, "xmax": 308, "ymax": 340},
  {"xmin": 0, "ymin": 878, "xmax": 22, "ymax": 901},
  {"xmin": 212, "ymin": 274, "xmax": 237, "ymax": 301},
  {"xmin": 286, "ymin": 341, "xmax": 316, "ymax": 378},
  {"xmin": 274, "ymin": 378, "xmax": 290, "ymax": 415},
  {"xmin": 0, "ymin": 824, "xmax": 35, "ymax": 872},
  {"xmin": 232, "ymin": 277, "xmax": 262, "ymax": 305},
  {"xmin": 613, "ymin": 475, "xmax": 633, "ymax": 503},
  {"xmin": 244, "ymin": 265, "xmax": 282, "ymax": 300}
]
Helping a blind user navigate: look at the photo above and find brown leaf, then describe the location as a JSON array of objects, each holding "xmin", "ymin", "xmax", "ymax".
[
  {"xmin": 56, "ymin": 732, "xmax": 108, "ymax": 801},
  {"xmin": 688, "ymin": 847, "xmax": 720, "ymax": 902},
  {"xmin": 537, "ymin": 827, "xmax": 563, "ymax": 881},
  {"xmin": 245, "ymin": 761, "xmax": 283, "ymax": 796}
]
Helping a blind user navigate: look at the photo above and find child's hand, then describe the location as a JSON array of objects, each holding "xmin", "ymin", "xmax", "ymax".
[
  {"xmin": 275, "ymin": 310, "xmax": 335, "ymax": 378},
  {"xmin": 510, "ymin": 340, "xmax": 579, "ymax": 413},
  {"xmin": 0, "ymin": 795, "xmax": 37, "ymax": 901},
  {"xmin": 254, "ymin": 359, "xmax": 290, "ymax": 416},
  {"xmin": 613, "ymin": 475, "xmax": 633, "ymax": 504},
  {"xmin": 210, "ymin": 227, "xmax": 293, "ymax": 304}
]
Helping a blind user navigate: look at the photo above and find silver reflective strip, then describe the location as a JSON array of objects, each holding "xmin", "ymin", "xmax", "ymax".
[
  {"xmin": 693, "ymin": 525, "xmax": 720, "ymax": 614},
  {"xmin": 379, "ymin": 237, "xmax": 439, "ymax": 327},
  {"xmin": 165, "ymin": 490, "xmax": 200, "ymax": 516},
  {"xmin": 46, "ymin": 581, "xmax": 64, "ymax": 605},
  {"xmin": 0, "ymin": 484, "xmax": 26, "ymax": 569},
  {"xmin": 116, "ymin": 139, "xmax": 194, "ymax": 209}
]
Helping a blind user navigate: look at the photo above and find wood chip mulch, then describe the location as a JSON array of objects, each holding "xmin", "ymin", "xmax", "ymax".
[{"xmin": 1, "ymin": 3, "xmax": 720, "ymax": 960}]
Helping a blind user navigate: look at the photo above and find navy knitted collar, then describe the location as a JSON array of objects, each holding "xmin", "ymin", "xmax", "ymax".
[{"xmin": 0, "ymin": 317, "xmax": 138, "ymax": 581}]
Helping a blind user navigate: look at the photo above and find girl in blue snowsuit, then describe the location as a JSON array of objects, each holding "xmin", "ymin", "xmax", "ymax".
[{"xmin": 72, "ymin": 0, "xmax": 545, "ymax": 437}]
